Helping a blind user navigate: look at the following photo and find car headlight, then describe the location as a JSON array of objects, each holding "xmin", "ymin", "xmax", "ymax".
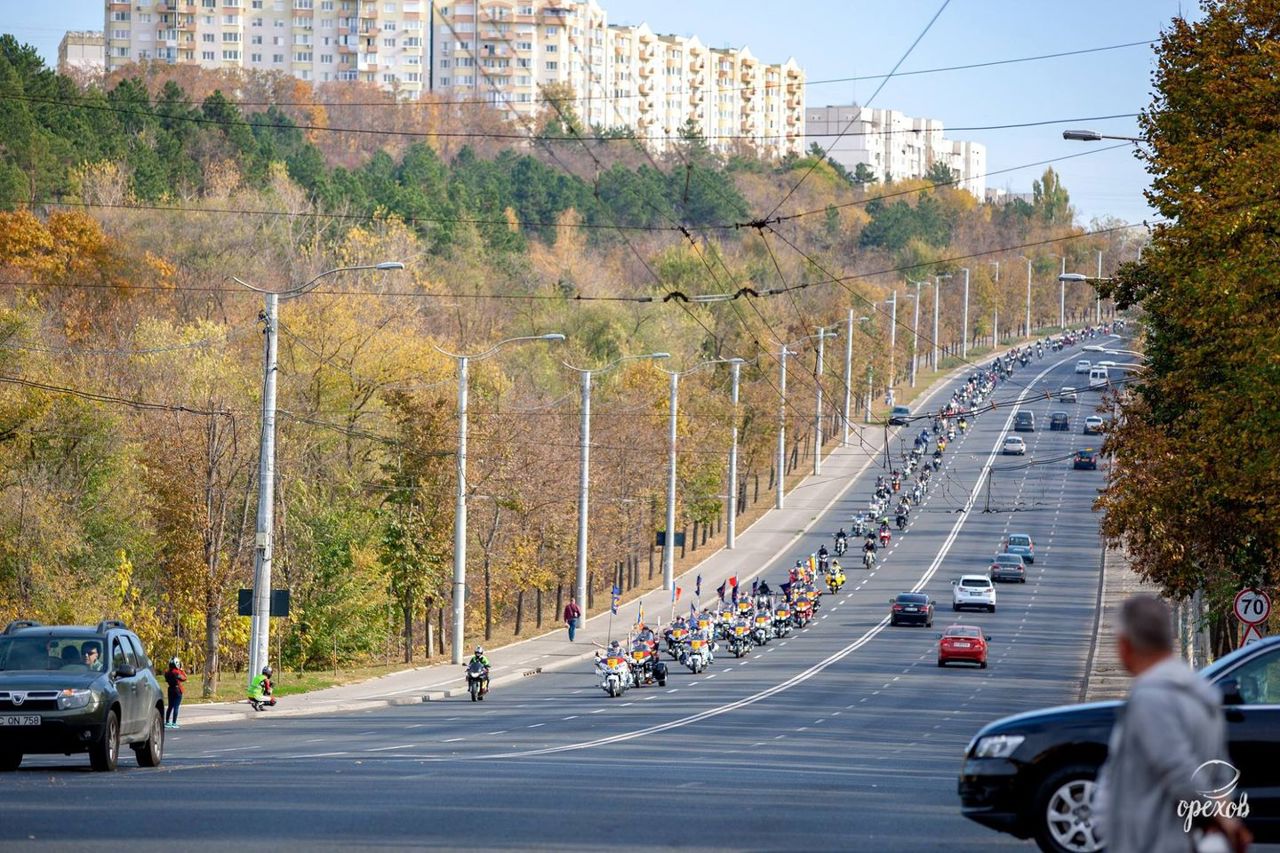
[
  {"xmin": 57, "ymin": 688, "xmax": 96, "ymax": 711},
  {"xmin": 972, "ymin": 734, "xmax": 1025, "ymax": 759}
]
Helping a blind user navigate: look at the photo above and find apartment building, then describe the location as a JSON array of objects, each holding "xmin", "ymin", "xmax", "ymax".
[
  {"xmin": 805, "ymin": 104, "xmax": 987, "ymax": 199},
  {"xmin": 105, "ymin": 0, "xmax": 431, "ymax": 97},
  {"xmin": 58, "ymin": 31, "xmax": 107, "ymax": 76},
  {"xmin": 428, "ymin": 0, "xmax": 805, "ymax": 156},
  {"xmin": 101, "ymin": 0, "xmax": 805, "ymax": 157}
]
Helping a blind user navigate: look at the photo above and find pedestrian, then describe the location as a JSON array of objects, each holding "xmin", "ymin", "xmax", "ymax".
[
  {"xmin": 563, "ymin": 597, "xmax": 582, "ymax": 642},
  {"xmin": 163, "ymin": 657, "xmax": 187, "ymax": 729},
  {"xmin": 1096, "ymin": 594, "xmax": 1251, "ymax": 853}
]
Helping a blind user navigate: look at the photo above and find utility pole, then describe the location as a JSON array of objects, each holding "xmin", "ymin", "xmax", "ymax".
[
  {"xmin": 247, "ymin": 292, "xmax": 278, "ymax": 687},
  {"xmin": 776, "ymin": 344, "xmax": 788, "ymax": 509},
  {"xmin": 1096, "ymin": 249, "xmax": 1104, "ymax": 324},
  {"xmin": 663, "ymin": 369, "xmax": 678, "ymax": 591},
  {"xmin": 910, "ymin": 280, "xmax": 922, "ymax": 388},
  {"xmin": 960, "ymin": 267, "xmax": 970, "ymax": 359},
  {"xmin": 842, "ymin": 309, "xmax": 854, "ymax": 445},
  {"xmin": 864, "ymin": 363, "xmax": 873, "ymax": 425},
  {"xmin": 990, "ymin": 261, "xmax": 1000, "ymax": 347},
  {"xmin": 1059, "ymin": 256, "xmax": 1067, "ymax": 330},
  {"xmin": 932, "ymin": 274, "xmax": 951, "ymax": 370},
  {"xmin": 814, "ymin": 327, "xmax": 837, "ymax": 476},
  {"xmin": 887, "ymin": 291, "xmax": 898, "ymax": 399},
  {"xmin": 1025, "ymin": 258, "xmax": 1032, "ymax": 337},
  {"xmin": 726, "ymin": 358, "xmax": 744, "ymax": 549}
]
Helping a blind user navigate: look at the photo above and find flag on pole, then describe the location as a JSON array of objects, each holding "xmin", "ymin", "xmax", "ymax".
[
  {"xmin": 675, "ymin": 586, "xmax": 683, "ymax": 601},
  {"xmin": 751, "ymin": 579, "xmax": 759, "ymax": 597},
  {"xmin": 610, "ymin": 584, "xmax": 621, "ymax": 615},
  {"xmin": 695, "ymin": 574, "xmax": 702, "ymax": 597},
  {"xmin": 729, "ymin": 575, "xmax": 738, "ymax": 590},
  {"xmin": 636, "ymin": 601, "xmax": 644, "ymax": 627},
  {"xmin": 716, "ymin": 581, "xmax": 727, "ymax": 602},
  {"xmin": 689, "ymin": 602, "xmax": 697, "ymax": 619}
]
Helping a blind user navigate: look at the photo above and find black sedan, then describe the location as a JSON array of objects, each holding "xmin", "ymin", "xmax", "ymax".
[
  {"xmin": 889, "ymin": 593, "xmax": 934, "ymax": 627},
  {"xmin": 1072, "ymin": 449, "xmax": 1098, "ymax": 470},
  {"xmin": 958, "ymin": 637, "xmax": 1280, "ymax": 852}
]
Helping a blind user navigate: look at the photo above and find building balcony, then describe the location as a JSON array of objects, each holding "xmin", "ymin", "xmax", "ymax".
[{"xmin": 638, "ymin": 63, "xmax": 652, "ymax": 77}]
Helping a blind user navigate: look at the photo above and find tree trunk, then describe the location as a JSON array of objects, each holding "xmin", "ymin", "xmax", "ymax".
[
  {"xmin": 402, "ymin": 604, "xmax": 413, "ymax": 663},
  {"xmin": 514, "ymin": 589, "xmax": 525, "ymax": 635},
  {"xmin": 555, "ymin": 583, "xmax": 562, "ymax": 619},
  {"xmin": 438, "ymin": 607, "xmax": 446, "ymax": 655},
  {"xmin": 690, "ymin": 520, "xmax": 698, "ymax": 552},
  {"xmin": 535, "ymin": 587, "xmax": 543, "ymax": 629},
  {"xmin": 484, "ymin": 560, "xmax": 492, "ymax": 641},
  {"xmin": 424, "ymin": 600, "xmax": 433, "ymax": 659},
  {"xmin": 202, "ymin": 594, "xmax": 219, "ymax": 698}
]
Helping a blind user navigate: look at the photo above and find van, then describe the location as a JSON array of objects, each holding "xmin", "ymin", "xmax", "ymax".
[
  {"xmin": 1088, "ymin": 366, "xmax": 1109, "ymax": 390},
  {"xmin": 1013, "ymin": 411, "xmax": 1035, "ymax": 432}
]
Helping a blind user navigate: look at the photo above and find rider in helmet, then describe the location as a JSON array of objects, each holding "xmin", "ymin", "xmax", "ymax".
[{"xmin": 249, "ymin": 665, "xmax": 276, "ymax": 710}]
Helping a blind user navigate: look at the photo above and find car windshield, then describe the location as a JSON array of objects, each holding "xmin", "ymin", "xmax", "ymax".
[
  {"xmin": 945, "ymin": 627, "xmax": 982, "ymax": 638},
  {"xmin": 995, "ymin": 555, "xmax": 1022, "ymax": 565},
  {"xmin": 0, "ymin": 635, "xmax": 105, "ymax": 672},
  {"xmin": 1004, "ymin": 438, "xmax": 1021, "ymax": 444},
  {"xmin": 960, "ymin": 578, "xmax": 991, "ymax": 588},
  {"xmin": 1008, "ymin": 536, "xmax": 1031, "ymax": 546},
  {"xmin": 896, "ymin": 594, "xmax": 928, "ymax": 604}
]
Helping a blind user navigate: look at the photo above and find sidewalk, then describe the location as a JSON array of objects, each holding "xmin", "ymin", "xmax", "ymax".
[
  {"xmin": 181, "ymin": 355, "xmax": 987, "ymax": 726},
  {"xmin": 1083, "ymin": 546, "xmax": 1164, "ymax": 702}
]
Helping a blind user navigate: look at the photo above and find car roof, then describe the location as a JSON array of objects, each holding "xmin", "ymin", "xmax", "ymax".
[
  {"xmin": 1050, "ymin": 411, "xmax": 1069, "ymax": 417},
  {"xmin": 895, "ymin": 592, "xmax": 928, "ymax": 601},
  {"xmin": 942, "ymin": 625, "xmax": 984, "ymax": 636},
  {"xmin": 4, "ymin": 626, "xmax": 110, "ymax": 639},
  {"xmin": 994, "ymin": 553, "xmax": 1023, "ymax": 561},
  {"xmin": 958, "ymin": 574, "xmax": 992, "ymax": 581}
]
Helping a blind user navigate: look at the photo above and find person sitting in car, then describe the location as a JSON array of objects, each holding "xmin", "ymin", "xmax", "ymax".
[{"xmin": 81, "ymin": 642, "xmax": 103, "ymax": 671}]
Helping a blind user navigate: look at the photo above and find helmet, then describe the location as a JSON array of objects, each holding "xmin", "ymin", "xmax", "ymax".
[
  {"xmin": 474, "ymin": 646, "xmax": 484, "ymax": 656},
  {"xmin": 262, "ymin": 665, "xmax": 273, "ymax": 677},
  {"xmin": 169, "ymin": 657, "xmax": 181, "ymax": 669}
]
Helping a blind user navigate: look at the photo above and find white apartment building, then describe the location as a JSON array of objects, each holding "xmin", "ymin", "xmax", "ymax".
[
  {"xmin": 429, "ymin": 1, "xmax": 805, "ymax": 157},
  {"xmin": 101, "ymin": 0, "xmax": 804, "ymax": 157},
  {"xmin": 105, "ymin": 0, "xmax": 431, "ymax": 97},
  {"xmin": 805, "ymin": 104, "xmax": 986, "ymax": 199},
  {"xmin": 58, "ymin": 31, "xmax": 106, "ymax": 76}
]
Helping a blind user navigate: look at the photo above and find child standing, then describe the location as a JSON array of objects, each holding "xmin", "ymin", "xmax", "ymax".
[{"xmin": 164, "ymin": 657, "xmax": 187, "ymax": 729}]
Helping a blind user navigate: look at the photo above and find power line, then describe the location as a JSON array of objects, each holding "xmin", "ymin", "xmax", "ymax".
[{"xmin": 0, "ymin": 373, "xmax": 233, "ymax": 417}]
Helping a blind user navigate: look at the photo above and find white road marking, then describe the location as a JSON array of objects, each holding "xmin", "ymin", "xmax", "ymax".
[{"xmin": 368, "ymin": 744, "xmax": 415, "ymax": 752}]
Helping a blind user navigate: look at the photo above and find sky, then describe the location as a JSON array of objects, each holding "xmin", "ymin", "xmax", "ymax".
[{"xmin": 4, "ymin": 0, "xmax": 1187, "ymax": 225}]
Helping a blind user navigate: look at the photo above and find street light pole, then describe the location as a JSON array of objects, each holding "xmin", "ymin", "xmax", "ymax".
[
  {"xmin": 441, "ymin": 333, "xmax": 565, "ymax": 664},
  {"xmin": 663, "ymin": 369, "xmax": 679, "ymax": 592},
  {"xmin": 960, "ymin": 267, "xmax": 970, "ymax": 359},
  {"xmin": 910, "ymin": 280, "xmax": 922, "ymax": 388},
  {"xmin": 776, "ymin": 344, "xmax": 788, "ymax": 509},
  {"xmin": 932, "ymin": 274, "xmax": 951, "ymax": 370},
  {"xmin": 726, "ymin": 357, "xmax": 745, "ymax": 549},
  {"xmin": 989, "ymin": 261, "xmax": 1000, "ymax": 347},
  {"xmin": 1096, "ymin": 250, "xmax": 1103, "ymax": 324},
  {"xmin": 236, "ymin": 261, "xmax": 404, "ymax": 687},
  {"xmin": 814, "ymin": 327, "xmax": 837, "ymax": 476},
  {"xmin": 887, "ymin": 292, "xmax": 899, "ymax": 401},
  {"xmin": 843, "ymin": 309, "xmax": 854, "ymax": 446},
  {"xmin": 566, "ymin": 352, "xmax": 669, "ymax": 616},
  {"xmin": 1059, "ymin": 256, "xmax": 1067, "ymax": 329}
]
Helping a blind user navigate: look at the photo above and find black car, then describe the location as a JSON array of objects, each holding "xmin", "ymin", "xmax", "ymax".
[
  {"xmin": 1072, "ymin": 449, "xmax": 1099, "ymax": 470},
  {"xmin": 959, "ymin": 637, "xmax": 1280, "ymax": 852},
  {"xmin": 889, "ymin": 593, "xmax": 935, "ymax": 627},
  {"xmin": 1048, "ymin": 412, "xmax": 1070, "ymax": 431},
  {"xmin": 1013, "ymin": 411, "xmax": 1035, "ymax": 432},
  {"xmin": 0, "ymin": 620, "xmax": 166, "ymax": 772}
]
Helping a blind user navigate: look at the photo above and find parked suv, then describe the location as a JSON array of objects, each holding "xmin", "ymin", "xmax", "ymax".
[
  {"xmin": 959, "ymin": 637, "xmax": 1280, "ymax": 851},
  {"xmin": 0, "ymin": 620, "xmax": 165, "ymax": 772}
]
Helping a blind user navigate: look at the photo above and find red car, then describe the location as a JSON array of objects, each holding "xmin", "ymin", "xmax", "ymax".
[{"xmin": 937, "ymin": 625, "xmax": 990, "ymax": 668}]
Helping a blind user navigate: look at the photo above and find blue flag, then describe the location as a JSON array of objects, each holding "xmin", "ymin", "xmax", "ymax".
[
  {"xmin": 689, "ymin": 602, "xmax": 697, "ymax": 619},
  {"xmin": 610, "ymin": 584, "xmax": 621, "ymax": 615},
  {"xmin": 716, "ymin": 581, "xmax": 727, "ymax": 601},
  {"xmin": 695, "ymin": 574, "xmax": 702, "ymax": 596}
]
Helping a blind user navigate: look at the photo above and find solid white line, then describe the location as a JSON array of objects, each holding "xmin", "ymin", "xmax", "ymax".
[
  {"xmin": 368, "ymin": 744, "xmax": 415, "ymax": 752},
  {"xmin": 442, "ymin": 738, "xmax": 465, "ymax": 744}
]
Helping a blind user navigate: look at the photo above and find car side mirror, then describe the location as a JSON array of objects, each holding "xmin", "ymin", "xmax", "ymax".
[
  {"xmin": 930, "ymin": 600, "xmax": 937, "ymax": 606},
  {"xmin": 985, "ymin": 635, "xmax": 993, "ymax": 643},
  {"xmin": 951, "ymin": 579, "xmax": 959, "ymax": 585},
  {"xmin": 888, "ymin": 597, "xmax": 895, "ymax": 604},
  {"xmin": 114, "ymin": 664, "xmax": 137, "ymax": 679},
  {"xmin": 1218, "ymin": 678, "xmax": 1244, "ymax": 706}
]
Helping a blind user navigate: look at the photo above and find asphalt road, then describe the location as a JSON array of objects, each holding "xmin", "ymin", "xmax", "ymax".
[{"xmin": 2, "ymin": 343, "xmax": 1116, "ymax": 851}]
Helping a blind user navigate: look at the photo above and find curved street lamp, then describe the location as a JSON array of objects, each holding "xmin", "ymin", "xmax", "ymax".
[{"xmin": 437, "ymin": 333, "xmax": 566, "ymax": 663}]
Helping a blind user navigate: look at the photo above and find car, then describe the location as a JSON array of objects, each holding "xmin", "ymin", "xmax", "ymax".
[
  {"xmin": 1074, "ymin": 359, "xmax": 1091, "ymax": 374},
  {"xmin": 952, "ymin": 575, "xmax": 996, "ymax": 613},
  {"xmin": 1013, "ymin": 411, "xmax": 1035, "ymax": 432},
  {"xmin": 937, "ymin": 625, "xmax": 990, "ymax": 668},
  {"xmin": 888, "ymin": 405, "xmax": 912, "ymax": 426},
  {"xmin": 1048, "ymin": 412, "xmax": 1070, "ymax": 431},
  {"xmin": 888, "ymin": 593, "xmax": 935, "ymax": 627},
  {"xmin": 1058, "ymin": 386, "xmax": 1077, "ymax": 402},
  {"xmin": 1082, "ymin": 415, "xmax": 1104, "ymax": 435},
  {"xmin": 989, "ymin": 553, "xmax": 1027, "ymax": 583},
  {"xmin": 0, "ymin": 620, "xmax": 165, "ymax": 772},
  {"xmin": 1002, "ymin": 533, "xmax": 1035, "ymax": 564},
  {"xmin": 958, "ymin": 636, "xmax": 1280, "ymax": 851},
  {"xmin": 1072, "ymin": 448, "xmax": 1099, "ymax": 470},
  {"xmin": 1002, "ymin": 436, "xmax": 1026, "ymax": 455},
  {"xmin": 1088, "ymin": 366, "xmax": 1109, "ymax": 390}
]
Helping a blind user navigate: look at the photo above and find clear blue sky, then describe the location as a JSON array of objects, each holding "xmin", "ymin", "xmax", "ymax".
[{"xmin": 7, "ymin": 0, "xmax": 1185, "ymax": 225}]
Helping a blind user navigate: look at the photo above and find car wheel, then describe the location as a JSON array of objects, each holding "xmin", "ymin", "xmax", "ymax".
[
  {"xmin": 889, "ymin": 617, "xmax": 897, "ymax": 626},
  {"xmin": 936, "ymin": 659, "xmax": 945, "ymax": 667},
  {"xmin": 989, "ymin": 605, "xmax": 996, "ymax": 613},
  {"xmin": 980, "ymin": 660, "xmax": 988, "ymax": 669},
  {"xmin": 135, "ymin": 706, "xmax": 164, "ymax": 768},
  {"xmin": 90, "ymin": 709, "xmax": 120, "ymax": 772},
  {"xmin": 0, "ymin": 752, "xmax": 21, "ymax": 771},
  {"xmin": 1021, "ymin": 578, "xmax": 1027, "ymax": 584},
  {"xmin": 952, "ymin": 603, "xmax": 959, "ymax": 612},
  {"xmin": 1033, "ymin": 764, "xmax": 1102, "ymax": 853}
]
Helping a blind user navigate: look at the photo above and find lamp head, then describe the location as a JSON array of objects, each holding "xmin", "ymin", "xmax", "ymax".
[
  {"xmin": 540, "ymin": 333, "xmax": 567, "ymax": 342},
  {"xmin": 1059, "ymin": 273, "xmax": 1088, "ymax": 283},
  {"xmin": 375, "ymin": 261, "xmax": 406, "ymax": 271},
  {"xmin": 1062, "ymin": 129, "xmax": 1103, "ymax": 142},
  {"xmin": 648, "ymin": 352, "xmax": 672, "ymax": 360}
]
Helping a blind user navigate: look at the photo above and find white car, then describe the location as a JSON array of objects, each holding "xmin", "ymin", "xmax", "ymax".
[
  {"xmin": 1059, "ymin": 386, "xmax": 1078, "ymax": 402},
  {"xmin": 1083, "ymin": 415, "xmax": 1105, "ymax": 434},
  {"xmin": 1075, "ymin": 359, "xmax": 1091, "ymax": 374},
  {"xmin": 1002, "ymin": 436, "xmax": 1026, "ymax": 455},
  {"xmin": 953, "ymin": 575, "xmax": 997, "ymax": 613}
]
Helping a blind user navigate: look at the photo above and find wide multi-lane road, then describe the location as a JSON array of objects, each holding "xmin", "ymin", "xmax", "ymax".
[{"xmin": 3, "ymin": 344, "xmax": 1113, "ymax": 851}]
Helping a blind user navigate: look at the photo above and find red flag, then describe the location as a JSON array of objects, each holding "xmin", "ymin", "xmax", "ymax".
[
  {"xmin": 675, "ymin": 586, "xmax": 682, "ymax": 601},
  {"xmin": 729, "ymin": 575, "xmax": 738, "ymax": 588}
]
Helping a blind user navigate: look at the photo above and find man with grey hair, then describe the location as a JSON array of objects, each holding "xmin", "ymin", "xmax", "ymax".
[{"xmin": 1096, "ymin": 594, "xmax": 1251, "ymax": 852}]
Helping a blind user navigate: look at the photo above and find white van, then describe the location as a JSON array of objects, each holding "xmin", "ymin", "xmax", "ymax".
[{"xmin": 1088, "ymin": 366, "xmax": 1109, "ymax": 390}]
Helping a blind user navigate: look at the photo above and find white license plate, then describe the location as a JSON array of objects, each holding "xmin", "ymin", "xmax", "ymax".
[
  {"xmin": 0, "ymin": 715, "xmax": 40, "ymax": 726},
  {"xmin": 952, "ymin": 642, "xmax": 971, "ymax": 648}
]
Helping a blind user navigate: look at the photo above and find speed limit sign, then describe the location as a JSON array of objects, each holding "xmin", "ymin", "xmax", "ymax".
[{"xmin": 1234, "ymin": 589, "xmax": 1271, "ymax": 626}]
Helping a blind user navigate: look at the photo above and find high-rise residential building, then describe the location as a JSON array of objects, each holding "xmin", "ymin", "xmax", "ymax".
[
  {"xmin": 59, "ymin": 31, "xmax": 106, "ymax": 76},
  {"xmin": 804, "ymin": 104, "xmax": 987, "ymax": 199},
  {"xmin": 105, "ymin": 0, "xmax": 431, "ymax": 98},
  {"xmin": 429, "ymin": 1, "xmax": 804, "ymax": 157},
  {"xmin": 100, "ymin": 0, "xmax": 804, "ymax": 157}
]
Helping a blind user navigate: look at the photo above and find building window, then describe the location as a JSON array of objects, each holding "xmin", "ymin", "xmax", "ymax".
[
  {"xmin": 273, "ymin": 53, "xmax": 285, "ymax": 62},
  {"xmin": 320, "ymin": 53, "xmax": 333, "ymax": 63},
  {"xmin": 251, "ymin": 52, "xmax": 263, "ymax": 61},
  {"xmin": 222, "ymin": 50, "xmax": 241, "ymax": 60},
  {"xmin": 383, "ymin": 38, "xmax": 396, "ymax": 47},
  {"xmin": 295, "ymin": 51, "xmax": 312, "ymax": 61}
]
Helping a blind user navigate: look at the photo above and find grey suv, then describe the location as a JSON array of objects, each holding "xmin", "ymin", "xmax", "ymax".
[{"xmin": 0, "ymin": 620, "xmax": 166, "ymax": 771}]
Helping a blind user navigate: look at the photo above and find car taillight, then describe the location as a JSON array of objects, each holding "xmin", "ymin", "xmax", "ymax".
[{"xmin": 892, "ymin": 604, "xmax": 903, "ymax": 611}]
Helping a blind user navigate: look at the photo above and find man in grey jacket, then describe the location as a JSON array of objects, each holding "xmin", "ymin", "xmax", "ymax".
[{"xmin": 1097, "ymin": 594, "xmax": 1251, "ymax": 853}]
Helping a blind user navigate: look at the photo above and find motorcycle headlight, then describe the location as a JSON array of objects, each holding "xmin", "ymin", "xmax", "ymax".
[
  {"xmin": 57, "ymin": 688, "xmax": 96, "ymax": 711},
  {"xmin": 972, "ymin": 734, "xmax": 1025, "ymax": 759}
]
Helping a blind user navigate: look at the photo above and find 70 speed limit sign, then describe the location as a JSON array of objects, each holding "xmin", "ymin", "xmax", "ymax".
[{"xmin": 1234, "ymin": 589, "xmax": 1271, "ymax": 625}]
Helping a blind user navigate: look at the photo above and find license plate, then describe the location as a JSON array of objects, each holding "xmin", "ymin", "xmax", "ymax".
[
  {"xmin": 0, "ymin": 715, "xmax": 40, "ymax": 726},
  {"xmin": 953, "ymin": 642, "xmax": 971, "ymax": 648}
]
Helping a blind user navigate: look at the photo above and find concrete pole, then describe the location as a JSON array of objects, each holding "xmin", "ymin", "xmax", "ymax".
[
  {"xmin": 842, "ymin": 309, "xmax": 854, "ymax": 446},
  {"xmin": 776, "ymin": 345, "xmax": 787, "ymax": 509},
  {"xmin": 663, "ymin": 370, "xmax": 679, "ymax": 591},
  {"xmin": 1059, "ymin": 256, "xmax": 1066, "ymax": 330},
  {"xmin": 726, "ymin": 360, "xmax": 741, "ymax": 549},
  {"xmin": 574, "ymin": 369, "xmax": 592, "ymax": 612},
  {"xmin": 991, "ymin": 261, "xmax": 1000, "ymax": 347},
  {"xmin": 864, "ymin": 363, "xmax": 873, "ymax": 424},
  {"xmin": 1025, "ymin": 258, "xmax": 1032, "ymax": 337},
  {"xmin": 931, "ymin": 279, "xmax": 941, "ymax": 370},
  {"xmin": 814, "ymin": 329, "xmax": 829, "ymax": 476},
  {"xmin": 1096, "ymin": 249, "xmax": 1103, "ymax": 324},
  {"xmin": 911, "ymin": 281, "xmax": 921, "ymax": 388},
  {"xmin": 248, "ymin": 292, "xmax": 279, "ymax": 687},
  {"xmin": 961, "ymin": 267, "xmax": 970, "ymax": 359},
  {"xmin": 451, "ymin": 355, "xmax": 469, "ymax": 664},
  {"xmin": 888, "ymin": 292, "xmax": 898, "ymax": 400}
]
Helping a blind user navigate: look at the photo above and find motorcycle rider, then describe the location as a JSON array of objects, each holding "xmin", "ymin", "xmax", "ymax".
[
  {"xmin": 248, "ymin": 665, "xmax": 276, "ymax": 710},
  {"xmin": 468, "ymin": 646, "xmax": 492, "ymax": 694},
  {"xmin": 834, "ymin": 528, "xmax": 847, "ymax": 554}
]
